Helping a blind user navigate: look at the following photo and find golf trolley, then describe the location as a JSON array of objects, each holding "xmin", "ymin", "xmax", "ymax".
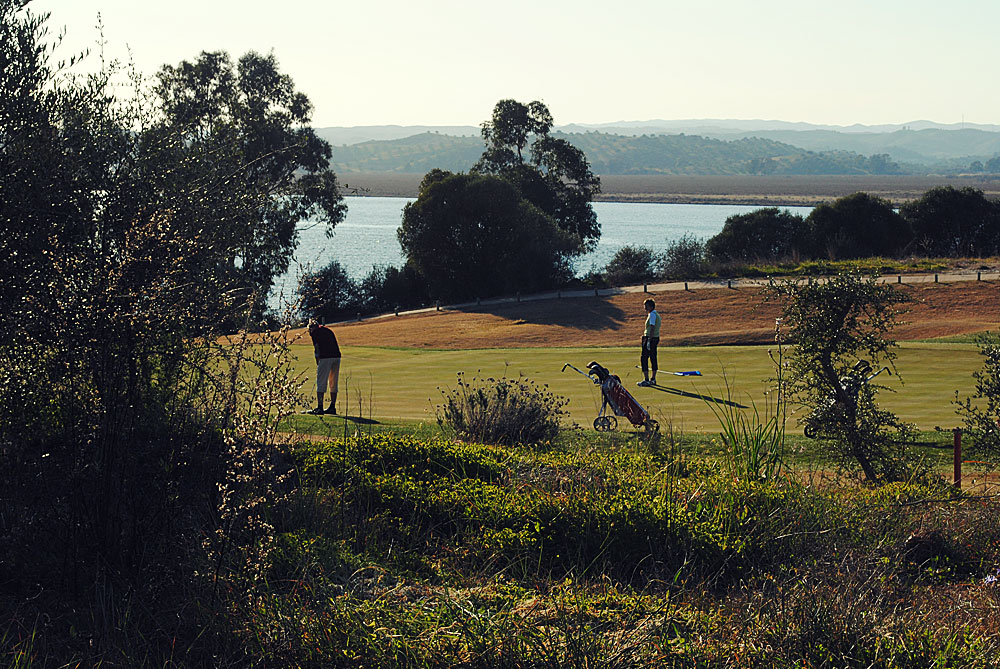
[
  {"xmin": 563, "ymin": 361, "xmax": 660, "ymax": 434},
  {"xmin": 801, "ymin": 359, "xmax": 891, "ymax": 439}
]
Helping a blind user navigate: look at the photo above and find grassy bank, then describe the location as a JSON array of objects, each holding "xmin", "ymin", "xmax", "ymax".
[{"xmin": 232, "ymin": 431, "xmax": 1000, "ymax": 666}]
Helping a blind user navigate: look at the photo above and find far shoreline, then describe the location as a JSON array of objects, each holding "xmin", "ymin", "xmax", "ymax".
[{"xmin": 339, "ymin": 172, "xmax": 1000, "ymax": 207}]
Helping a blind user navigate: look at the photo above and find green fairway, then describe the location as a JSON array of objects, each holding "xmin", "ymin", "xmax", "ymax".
[{"xmin": 290, "ymin": 341, "xmax": 984, "ymax": 433}]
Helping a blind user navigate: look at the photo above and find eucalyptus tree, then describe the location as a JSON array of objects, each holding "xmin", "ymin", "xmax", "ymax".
[
  {"xmin": 153, "ymin": 49, "xmax": 347, "ymax": 320},
  {"xmin": 473, "ymin": 99, "xmax": 601, "ymax": 254}
]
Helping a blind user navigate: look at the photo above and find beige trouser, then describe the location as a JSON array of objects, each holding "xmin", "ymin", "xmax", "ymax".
[{"xmin": 316, "ymin": 357, "xmax": 341, "ymax": 393}]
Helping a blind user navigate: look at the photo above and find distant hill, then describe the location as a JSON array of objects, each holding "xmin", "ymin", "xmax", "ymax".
[
  {"xmin": 316, "ymin": 126, "xmax": 479, "ymax": 146},
  {"xmin": 318, "ymin": 119, "xmax": 1000, "ymax": 176},
  {"xmin": 327, "ymin": 131, "xmax": 906, "ymax": 176},
  {"xmin": 329, "ymin": 133, "xmax": 483, "ymax": 173},
  {"xmin": 560, "ymin": 119, "xmax": 1000, "ymax": 134}
]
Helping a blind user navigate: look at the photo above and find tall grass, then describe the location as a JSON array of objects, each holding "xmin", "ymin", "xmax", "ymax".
[{"xmin": 705, "ymin": 331, "xmax": 788, "ymax": 482}]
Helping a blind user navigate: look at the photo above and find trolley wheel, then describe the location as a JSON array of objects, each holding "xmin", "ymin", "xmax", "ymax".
[
  {"xmin": 803, "ymin": 424, "xmax": 818, "ymax": 439},
  {"xmin": 594, "ymin": 415, "xmax": 618, "ymax": 432},
  {"xmin": 642, "ymin": 419, "xmax": 660, "ymax": 435}
]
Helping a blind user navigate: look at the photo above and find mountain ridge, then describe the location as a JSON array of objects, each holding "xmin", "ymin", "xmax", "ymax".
[{"xmin": 315, "ymin": 120, "xmax": 1000, "ymax": 176}]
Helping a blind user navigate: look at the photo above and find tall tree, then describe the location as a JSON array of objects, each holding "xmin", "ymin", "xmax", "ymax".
[
  {"xmin": 154, "ymin": 50, "xmax": 347, "ymax": 318},
  {"xmin": 1, "ymin": 4, "xmax": 343, "ymax": 647},
  {"xmin": 473, "ymin": 99, "xmax": 601, "ymax": 253}
]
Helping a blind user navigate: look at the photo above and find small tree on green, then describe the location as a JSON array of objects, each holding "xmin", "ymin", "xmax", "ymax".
[
  {"xmin": 767, "ymin": 272, "xmax": 915, "ymax": 483},
  {"xmin": 955, "ymin": 333, "xmax": 1000, "ymax": 458}
]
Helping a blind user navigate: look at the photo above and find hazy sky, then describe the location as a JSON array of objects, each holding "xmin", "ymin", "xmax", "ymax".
[{"xmin": 30, "ymin": 0, "xmax": 1000, "ymax": 128}]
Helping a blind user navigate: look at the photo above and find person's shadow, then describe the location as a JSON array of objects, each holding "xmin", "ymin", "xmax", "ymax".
[{"xmin": 647, "ymin": 385, "xmax": 748, "ymax": 408}]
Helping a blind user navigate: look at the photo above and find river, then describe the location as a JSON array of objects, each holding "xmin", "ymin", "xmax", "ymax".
[{"xmin": 270, "ymin": 197, "xmax": 813, "ymax": 308}]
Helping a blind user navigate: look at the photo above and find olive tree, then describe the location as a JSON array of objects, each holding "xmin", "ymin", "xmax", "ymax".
[
  {"xmin": 955, "ymin": 333, "xmax": 1000, "ymax": 457},
  {"xmin": 767, "ymin": 273, "xmax": 915, "ymax": 483}
]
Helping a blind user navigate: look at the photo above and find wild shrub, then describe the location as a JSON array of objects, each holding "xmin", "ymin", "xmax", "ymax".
[
  {"xmin": 437, "ymin": 372, "xmax": 570, "ymax": 446},
  {"xmin": 297, "ymin": 258, "xmax": 362, "ymax": 321},
  {"xmin": 603, "ymin": 245, "xmax": 659, "ymax": 286},
  {"xmin": 658, "ymin": 233, "xmax": 707, "ymax": 279}
]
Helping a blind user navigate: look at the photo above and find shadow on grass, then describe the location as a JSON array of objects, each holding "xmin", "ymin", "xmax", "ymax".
[
  {"xmin": 468, "ymin": 297, "xmax": 628, "ymax": 330},
  {"xmin": 647, "ymin": 384, "xmax": 748, "ymax": 409},
  {"xmin": 331, "ymin": 415, "xmax": 381, "ymax": 425}
]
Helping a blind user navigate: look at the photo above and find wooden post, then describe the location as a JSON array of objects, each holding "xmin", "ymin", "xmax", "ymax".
[
  {"xmin": 728, "ymin": 279, "xmax": 732, "ymax": 289},
  {"xmin": 978, "ymin": 271, "xmax": 982, "ymax": 281},
  {"xmin": 897, "ymin": 275, "xmax": 902, "ymax": 284},
  {"xmin": 643, "ymin": 283, "xmax": 647, "ymax": 292},
  {"xmin": 935, "ymin": 273, "xmax": 939, "ymax": 283},
  {"xmin": 954, "ymin": 428, "xmax": 962, "ymax": 488},
  {"xmin": 684, "ymin": 282, "xmax": 689, "ymax": 291}
]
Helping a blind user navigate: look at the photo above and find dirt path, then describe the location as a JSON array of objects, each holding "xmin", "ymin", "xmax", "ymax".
[{"xmin": 319, "ymin": 278, "xmax": 999, "ymax": 350}]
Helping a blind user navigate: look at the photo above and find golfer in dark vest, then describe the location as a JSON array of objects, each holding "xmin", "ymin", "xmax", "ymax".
[{"xmin": 307, "ymin": 320, "xmax": 341, "ymax": 415}]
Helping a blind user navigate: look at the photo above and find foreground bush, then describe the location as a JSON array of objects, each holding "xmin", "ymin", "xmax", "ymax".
[{"xmin": 436, "ymin": 373, "xmax": 570, "ymax": 445}]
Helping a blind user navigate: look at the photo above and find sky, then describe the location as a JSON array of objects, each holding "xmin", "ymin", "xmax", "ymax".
[{"xmin": 29, "ymin": 0, "xmax": 1000, "ymax": 129}]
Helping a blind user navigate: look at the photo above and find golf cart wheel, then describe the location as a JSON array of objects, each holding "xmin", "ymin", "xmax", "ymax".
[
  {"xmin": 594, "ymin": 415, "xmax": 617, "ymax": 432},
  {"xmin": 643, "ymin": 419, "xmax": 660, "ymax": 435},
  {"xmin": 803, "ymin": 424, "xmax": 818, "ymax": 439}
]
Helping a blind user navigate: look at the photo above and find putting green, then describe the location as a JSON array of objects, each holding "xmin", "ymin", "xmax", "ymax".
[{"xmin": 290, "ymin": 342, "xmax": 985, "ymax": 433}]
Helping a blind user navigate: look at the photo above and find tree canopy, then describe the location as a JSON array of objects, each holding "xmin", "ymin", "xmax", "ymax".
[
  {"xmin": 152, "ymin": 50, "xmax": 346, "ymax": 318},
  {"xmin": 901, "ymin": 186, "xmax": 1000, "ymax": 257},
  {"xmin": 805, "ymin": 192, "xmax": 909, "ymax": 260},
  {"xmin": 706, "ymin": 208, "xmax": 808, "ymax": 263},
  {"xmin": 398, "ymin": 170, "xmax": 576, "ymax": 302}
]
